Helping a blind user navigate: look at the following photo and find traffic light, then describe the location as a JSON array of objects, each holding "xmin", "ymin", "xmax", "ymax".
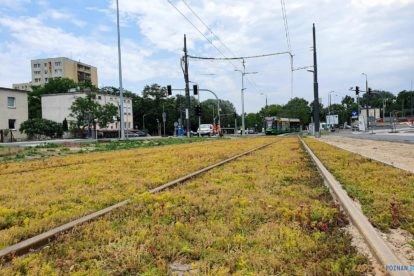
[
  {"xmin": 193, "ymin": 85, "xmax": 198, "ymax": 95},
  {"xmin": 167, "ymin": 85, "xmax": 172, "ymax": 96},
  {"xmin": 355, "ymin": 86, "xmax": 360, "ymax": 95},
  {"xmin": 195, "ymin": 105, "xmax": 202, "ymax": 116},
  {"xmin": 368, "ymin": 88, "xmax": 372, "ymax": 95}
]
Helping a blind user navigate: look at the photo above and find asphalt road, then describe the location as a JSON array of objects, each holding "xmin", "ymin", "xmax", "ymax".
[{"xmin": 330, "ymin": 127, "xmax": 414, "ymax": 144}]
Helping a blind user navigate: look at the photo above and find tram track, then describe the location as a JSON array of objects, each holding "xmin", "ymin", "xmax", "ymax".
[
  {"xmin": 2, "ymin": 136, "xmax": 409, "ymax": 275},
  {"xmin": 300, "ymin": 136, "xmax": 409, "ymax": 276},
  {"xmin": 0, "ymin": 141, "xmax": 276, "ymax": 262}
]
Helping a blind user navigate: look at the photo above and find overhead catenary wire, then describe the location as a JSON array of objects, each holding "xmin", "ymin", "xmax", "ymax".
[
  {"xmin": 167, "ymin": 0, "xmax": 242, "ymax": 72},
  {"xmin": 188, "ymin": 51, "xmax": 291, "ymax": 61},
  {"xmin": 168, "ymin": 0, "xmax": 268, "ymax": 95},
  {"xmin": 180, "ymin": 0, "xmax": 239, "ymax": 59}
]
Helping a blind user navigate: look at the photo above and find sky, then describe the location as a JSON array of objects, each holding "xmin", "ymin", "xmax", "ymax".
[{"xmin": 0, "ymin": 0, "xmax": 413, "ymax": 113}]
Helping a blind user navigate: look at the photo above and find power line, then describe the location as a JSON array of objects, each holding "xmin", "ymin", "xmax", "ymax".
[
  {"xmin": 167, "ymin": 0, "xmax": 242, "ymax": 71},
  {"xmin": 188, "ymin": 51, "xmax": 291, "ymax": 61},
  {"xmin": 180, "ymin": 0, "xmax": 239, "ymax": 59},
  {"xmin": 280, "ymin": 0, "xmax": 291, "ymax": 52}
]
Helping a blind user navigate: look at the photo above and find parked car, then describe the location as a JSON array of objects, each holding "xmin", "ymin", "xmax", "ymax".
[
  {"xmin": 248, "ymin": 128, "xmax": 255, "ymax": 134},
  {"xmin": 197, "ymin": 124, "xmax": 213, "ymax": 136},
  {"xmin": 125, "ymin": 130, "xmax": 147, "ymax": 138}
]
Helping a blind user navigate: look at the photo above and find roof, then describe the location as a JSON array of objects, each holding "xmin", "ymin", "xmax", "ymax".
[{"xmin": 0, "ymin": 87, "xmax": 28, "ymax": 93}]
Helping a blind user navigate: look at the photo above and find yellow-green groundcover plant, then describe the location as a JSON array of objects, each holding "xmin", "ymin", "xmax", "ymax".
[
  {"xmin": 1, "ymin": 138, "xmax": 368, "ymax": 275},
  {"xmin": 0, "ymin": 138, "xmax": 275, "ymax": 249},
  {"xmin": 305, "ymin": 138, "xmax": 414, "ymax": 235}
]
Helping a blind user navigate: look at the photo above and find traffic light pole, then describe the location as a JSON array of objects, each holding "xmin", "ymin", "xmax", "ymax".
[{"xmin": 197, "ymin": 90, "xmax": 201, "ymax": 136}]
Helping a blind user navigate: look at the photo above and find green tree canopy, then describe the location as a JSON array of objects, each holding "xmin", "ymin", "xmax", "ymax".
[
  {"xmin": 20, "ymin": 118, "xmax": 63, "ymax": 140},
  {"xmin": 281, "ymin": 97, "xmax": 311, "ymax": 125}
]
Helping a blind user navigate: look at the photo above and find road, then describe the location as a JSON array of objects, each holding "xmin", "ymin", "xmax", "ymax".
[{"xmin": 330, "ymin": 127, "xmax": 414, "ymax": 144}]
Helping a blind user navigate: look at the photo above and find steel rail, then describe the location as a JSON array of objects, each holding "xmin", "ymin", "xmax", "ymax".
[
  {"xmin": 299, "ymin": 137, "xmax": 409, "ymax": 276},
  {"xmin": 0, "ymin": 141, "xmax": 276, "ymax": 262}
]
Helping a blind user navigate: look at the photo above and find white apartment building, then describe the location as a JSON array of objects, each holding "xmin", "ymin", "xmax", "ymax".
[
  {"xmin": 41, "ymin": 92, "xmax": 133, "ymax": 131},
  {"xmin": 0, "ymin": 87, "xmax": 28, "ymax": 141}
]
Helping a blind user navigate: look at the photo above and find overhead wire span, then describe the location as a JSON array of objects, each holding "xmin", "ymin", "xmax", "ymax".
[
  {"xmin": 188, "ymin": 51, "xmax": 291, "ymax": 61},
  {"xmin": 180, "ymin": 0, "xmax": 239, "ymax": 59},
  {"xmin": 167, "ymin": 0, "xmax": 242, "ymax": 71}
]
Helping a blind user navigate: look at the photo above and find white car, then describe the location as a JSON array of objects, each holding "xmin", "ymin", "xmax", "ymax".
[{"xmin": 197, "ymin": 124, "xmax": 213, "ymax": 136}]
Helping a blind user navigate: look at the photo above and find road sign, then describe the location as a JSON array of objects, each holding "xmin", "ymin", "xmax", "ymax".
[
  {"xmin": 326, "ymin": 115, "xmax": 338, "ymax": 125},
  {"xmin": 352, "ymin": 111, "xmax": 357, "ymax": 116}
]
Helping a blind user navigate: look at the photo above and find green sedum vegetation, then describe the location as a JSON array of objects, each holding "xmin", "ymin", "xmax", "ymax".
[
  {"xmin": 305, "ymin": 138, "xmax": 414, "ymax": 234},
  {"xmin": 1, "ymin": 138, "xmax": 368, "ymax": 274}
]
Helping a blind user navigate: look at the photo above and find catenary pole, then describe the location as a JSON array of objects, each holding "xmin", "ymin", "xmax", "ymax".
[{"xmin": 312, "ymin": 23, "xmax": 320, "ymax": 138}]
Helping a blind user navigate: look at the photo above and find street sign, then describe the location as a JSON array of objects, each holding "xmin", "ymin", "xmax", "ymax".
[
  {"xmin": 352, "ymin": 111, "xmax": 357, "ymax": 116},
  {"xmin": 326, "ymin": 115, "xmax": 338, "ymax": 125}
]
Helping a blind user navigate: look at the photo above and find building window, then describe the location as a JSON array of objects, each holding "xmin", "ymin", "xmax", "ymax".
[
  {"xmin": 45, "ymin": 78, "xmax": 48, "ymax": 83},
  {"xmin": 8, "ymin": 119, "xmax": 16, "ymax": 130},
  {"xmin": 7, "ymin": 97, "xmax": 16, "ymax": 108},
  {"xmin": 55, "ymin": 61, "xmax": 61, "ymax": 66},
  {"xmin": 34, "ymin": 70, "xmax": 41, "ymax": 75}
]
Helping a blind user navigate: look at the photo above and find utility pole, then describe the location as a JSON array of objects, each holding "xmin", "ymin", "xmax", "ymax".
[
  {"xmin": 312, "ymin": 23, "xmax": 320, "ymax": 138},
  {"xmin": 183, "ymin": 35, "xmax": 191, "ymax": 137}
]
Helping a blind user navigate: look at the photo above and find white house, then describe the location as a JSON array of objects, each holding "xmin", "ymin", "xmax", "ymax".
[
  {"xmin": 41, "ymin": 92, "xmax": 133, "ymax": 131},
  {"xmin": 0, "ymin": 87, "xmax": 28, "ymax": 141}
]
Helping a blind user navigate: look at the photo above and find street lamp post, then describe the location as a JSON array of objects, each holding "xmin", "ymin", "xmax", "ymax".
[
  {"xmin": 260, "ymin": 93, "xmax": 268, "ymax": 107},
  {"xmin": 116, "ymin": 0, "xmax": 125, "ymax": 140},
  {"xmin": 235, "ymin": 59, "xmax": 258, "ymax": 135},
  {"xmin": 199, "ymin": 89, "xmax": 221, "ymax": 128}
]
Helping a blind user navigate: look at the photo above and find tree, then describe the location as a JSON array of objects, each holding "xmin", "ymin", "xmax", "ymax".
[
  {"xmin": 281, "ymin": 97, "xmax": 311, "ymax": 125},
  {"xmin": 259, "ymin": 104, "xmax": 283, "ymax": 117},
  {"xmin": 20, "ymin": 118, "xmax": 63, "ymax": 139},
  {"xmin": 62, "ymin": 118, "xmax": 68, "ymax": 132}
]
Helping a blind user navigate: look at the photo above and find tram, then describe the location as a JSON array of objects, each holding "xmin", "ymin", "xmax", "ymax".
[{"xmin": 264, "ymin": 116, "xmax": 301, "ymax": 135}]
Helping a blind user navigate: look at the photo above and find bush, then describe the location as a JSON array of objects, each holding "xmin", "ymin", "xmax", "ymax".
[{"xmin": 20, "ymin": 118, "xmax": 63, "ymax": 140}]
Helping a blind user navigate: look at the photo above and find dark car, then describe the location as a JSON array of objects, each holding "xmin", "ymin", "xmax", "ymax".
[{"xmin": 125, "ymin": 130, "xmax": 147, "ymax": 138}]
